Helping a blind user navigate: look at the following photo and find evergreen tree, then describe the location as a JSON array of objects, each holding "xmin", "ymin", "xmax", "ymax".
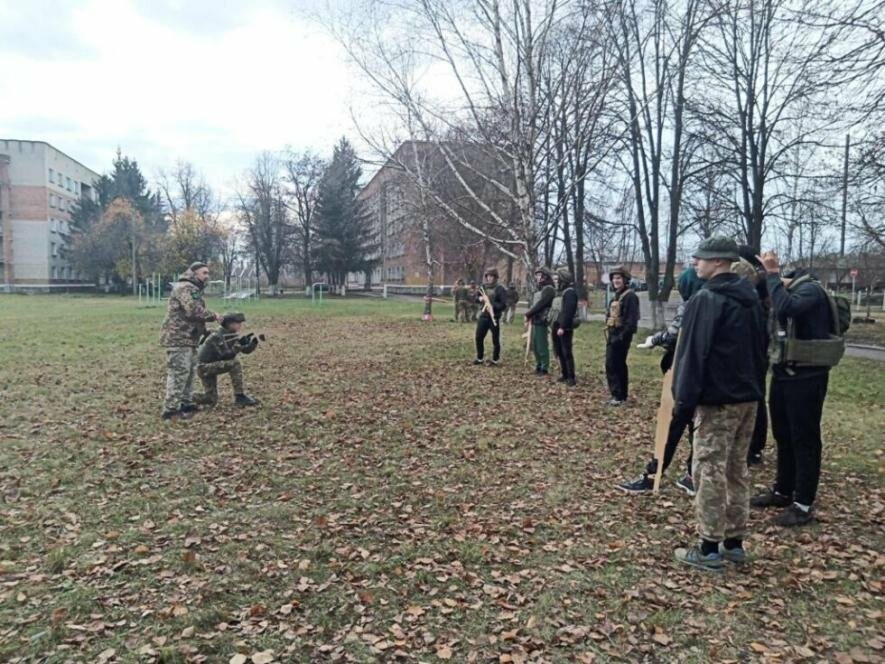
[{"xmin": 312, "ymin": 138, "xmax": 376, "ymax": 286}]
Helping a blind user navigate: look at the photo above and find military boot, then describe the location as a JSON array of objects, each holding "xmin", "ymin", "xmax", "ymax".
[{"xmin": 235, "ymin": 393, "xmax": 259, "ymax": 407}]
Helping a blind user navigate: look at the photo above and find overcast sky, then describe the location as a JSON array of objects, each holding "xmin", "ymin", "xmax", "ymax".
[{"xmin": 0, "ymin": 0, "xmax": 363, "ymax": 199}]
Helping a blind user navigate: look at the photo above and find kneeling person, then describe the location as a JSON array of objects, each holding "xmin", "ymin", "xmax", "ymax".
[{"xmin": 195, "ymin": 312, "xmax": 259, "ymax": 407}]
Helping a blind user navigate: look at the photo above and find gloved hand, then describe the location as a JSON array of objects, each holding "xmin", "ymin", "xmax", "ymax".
[{"xmin": 637, "ymin": 335, "xmax": 656, "ymax": 349}]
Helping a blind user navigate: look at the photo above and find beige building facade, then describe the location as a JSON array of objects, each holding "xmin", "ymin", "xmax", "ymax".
[{"xmin": 0, "ymin": 139, "xmax": 100, "ymax": 290}]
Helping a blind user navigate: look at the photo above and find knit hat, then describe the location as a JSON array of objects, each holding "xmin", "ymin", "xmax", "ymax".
[
  {"xmin": 189, "ymin": 261, "xmax": 209, "ymax": 272},
  {"xmin": 556, "ymin": 268, "xmax": 573, "ymax": 285},
  {"xmin": 484, "ymin": 268, "xmax": 499, "ymax": 280}
]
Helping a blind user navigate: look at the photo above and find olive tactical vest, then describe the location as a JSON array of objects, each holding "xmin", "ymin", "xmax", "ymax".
[{"xmin": 770, "ymin": 275, "xmax": 849, "ymax": 368}]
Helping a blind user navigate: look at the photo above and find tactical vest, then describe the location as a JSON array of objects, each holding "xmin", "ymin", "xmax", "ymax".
[
  {"xmin": 606, "ymin": 289, "xmax": 635, "ymax": 329},
  {"xmin": 530, "ymin": 285, "xmax": 554, "ymax": 324},
  {"xmin": 547, "ymin": 287, "xmax": 581, "ymax": 328},
  {"xmin": 770, "ymin": 275, "xmax": 848, "ymax": 368}
]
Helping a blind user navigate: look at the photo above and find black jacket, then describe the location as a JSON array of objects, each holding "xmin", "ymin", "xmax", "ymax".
[
  {"xmin": 478, "ymin": 283, "xmax": 507, "ymax": 319},
  {"xmin": 524, "ymin": 282, "xmax": 556, "ymax": 324},
  {"xmin": 555, "ymin": 286, "xmax": 579, "ymax": 330},
  {"xmin": 607, "ymin": 288, "xmax": 639, "ymax": 341},
  {"xmin": 672, "ymin": 273, "xmax": 765, "ymax": 420},
  {"xmin": 767, "ymin": 272, "xmax": 832, "ymax": 379}
]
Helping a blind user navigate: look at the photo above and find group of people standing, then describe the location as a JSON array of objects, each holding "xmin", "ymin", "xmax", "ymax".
[
  {"xmin": 160, "ymin": 239, "xmax": 841, "ymax": 573},
  {"xmin": 464, "ymin": 235, "xmax": 841, "ymax": 571},
  {"xmin": 466, "ymin": 264, "xmax": 640, "ymax": 401}
]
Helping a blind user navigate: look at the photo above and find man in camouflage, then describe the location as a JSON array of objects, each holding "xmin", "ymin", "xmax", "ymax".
[
  {"xmin": 672, "ymin": 237, "xmax": 766, "ymax": 571},
  {"xmin": 160, "ymin": 262, "xmax": 220, "ymax": 419},
  {"xmin": 467, "ymin": 281, "xmax": 480, "ymax": 321},
  {"xmin": 194, "ymin": 312, "xmax": 259, "ymax": 407},
  {"xmin": 452, "ymin": 279, "xmax": 469, "ymax": 323}
]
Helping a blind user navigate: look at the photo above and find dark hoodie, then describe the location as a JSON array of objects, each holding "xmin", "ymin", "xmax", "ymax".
[{"xmin": 672, "ymin": 272, "xmax": 765, "ymax": 420}]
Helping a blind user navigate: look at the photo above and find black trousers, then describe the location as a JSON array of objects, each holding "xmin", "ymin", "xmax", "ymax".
[
  {"xmin": 605, "ymin": 332, "xmax": 633, "ymax": 400},
  {"xmin": 475, "ymin": 315, "xmax": 501, "ymax": 361},
  {"xmin": 551, "ymin": 325, "xmax": 575, "ymax": 380},
  {"xmin": 748, "ymin": 398, "xmax": 768, "ymax": 458},
  {"xmin": 770, "ymin": 372, "xmax": 829, "ymax": 506}
]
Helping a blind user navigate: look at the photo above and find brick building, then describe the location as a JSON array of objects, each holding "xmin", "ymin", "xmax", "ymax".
[
  {"xmin": 353, "ymin": 141, "xmax": 526, "ymax": 290},
  {"xmin": 0, "ymin": 139, "xmax": 100, "ymax": 290}
]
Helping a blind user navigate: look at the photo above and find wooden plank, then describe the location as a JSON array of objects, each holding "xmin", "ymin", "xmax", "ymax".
[{"xmin": 653, "ymin": 367, "xmax": 674, "ymax": 493}]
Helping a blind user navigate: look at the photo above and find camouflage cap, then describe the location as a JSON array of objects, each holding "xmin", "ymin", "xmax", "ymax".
[
  {"xmin": 221, "ymin": 311, "xmax": 246, "ymax": 327},
  {"xmin": 484, "ymin": 268, "xmax": 499, "ymax": 279},
  {"xmin": 693, "ymin": 236, "xmax": 739, "ymax": 261},
  {"xmin": 189, "ymin": 261, "xmax": 209, "ymax": 272},
  {"xmin": 556, "ymin": 268, "xmax": 573, "ymax": 284},
  {"xmin": 731, "ymin": 257, "xmax": 761, "ymax": 284}
]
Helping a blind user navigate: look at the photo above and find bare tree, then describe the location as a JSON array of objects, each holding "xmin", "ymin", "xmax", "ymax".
[
  {"xmin": 235, "ymin": 153, "xmax": 293, "ymax": 295},
  {"xmin": 603, "ymin": 0, "xmax": 709, "ymax": 325},
  {"xmin": 329, "ymin": 0, "xmax": 577, "ymax": 275},
  {"xmin": 285, "ymin": 151, "xmax": 325, "ymax": 286}
]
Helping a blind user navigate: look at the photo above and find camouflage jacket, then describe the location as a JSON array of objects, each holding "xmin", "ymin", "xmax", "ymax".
[
  {"xmin": 198, "ymin": 327, "xmax": 241, "ymax": 363},
  {"xmin": 159, "ymin": 271, "xmax": 216, "ymax": 347}
]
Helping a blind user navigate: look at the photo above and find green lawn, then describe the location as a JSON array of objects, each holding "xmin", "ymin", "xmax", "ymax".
[{"xmin": 0, "ymin": 295, "xmax": 882, "ymax": 663}]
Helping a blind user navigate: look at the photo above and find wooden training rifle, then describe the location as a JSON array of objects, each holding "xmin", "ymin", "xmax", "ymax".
[
  {"xmin": 478, "ymin": 287, "xmax": 497, "ymax": 326},
  {"xmin": 522, "ymin": 322, "xmax": 531, "ymax": 365},
  {"xmin": 652, "ymin": 334, "xmax": 682, "ymax": 493}
]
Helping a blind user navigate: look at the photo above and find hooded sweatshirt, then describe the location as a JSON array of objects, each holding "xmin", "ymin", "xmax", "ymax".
[{"xmin": 672, "ymin": 272, "xmax": 765, "ymax": 420}]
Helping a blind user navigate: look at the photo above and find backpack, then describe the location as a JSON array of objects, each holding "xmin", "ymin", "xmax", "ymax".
[
  {"xmin": 772, "ymin": 275, "xmax": 849, "ymax": 368},
  {"xmin": 547, "ymin": 287, "xmax": 582, "ymax": 328}
]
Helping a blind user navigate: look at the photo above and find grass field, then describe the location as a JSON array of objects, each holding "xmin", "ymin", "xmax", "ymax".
[{"xmin": 0, "ymin": 295, "xmax": 882, "ymax": 663}]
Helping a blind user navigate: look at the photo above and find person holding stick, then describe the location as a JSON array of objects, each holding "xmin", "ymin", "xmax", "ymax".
[{"xmin": 472, "ymin": 269, "xmax": 507, "ymax": 365}]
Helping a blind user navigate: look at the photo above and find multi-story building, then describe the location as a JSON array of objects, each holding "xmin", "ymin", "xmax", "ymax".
[
  {"xmin": 0, "ymin": 139, "xmax": 100, "ymax": 290},
  {"xmin": 354, "ymin": 141, "xmax": 525, "ymax": 291}
]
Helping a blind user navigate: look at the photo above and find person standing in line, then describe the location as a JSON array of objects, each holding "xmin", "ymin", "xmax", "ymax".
[{"xmin": 604, "ymin": 265, "xmax": 639, "ymax": 405}]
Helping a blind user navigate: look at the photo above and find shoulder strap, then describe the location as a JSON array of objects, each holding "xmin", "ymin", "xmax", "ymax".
[{"xmin": 785, "ymin": 275, "xmax": 840, "ymax": 336}]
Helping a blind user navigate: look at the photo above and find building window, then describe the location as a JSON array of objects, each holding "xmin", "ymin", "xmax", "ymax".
[
  {"xmin": 49, "ymin": 168, "xmax": 54, "ymax": 183},
  {"xmin": 57, "ymin": 172, "xmax": 63, "ymax": 186},
  {"xmin": 49, "ymin": 194, "xmax": 55, "ymax": 208},
  {"xmin": 51, "ymin": 242, "xmax": 57, "ymax": 257},
  {"xmin": 66, "ymin": 177, "xmax": 72, "ymax": 191}
]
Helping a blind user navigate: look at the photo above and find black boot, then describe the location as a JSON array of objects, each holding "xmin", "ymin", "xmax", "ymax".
[
  {"xmin": 235, "ymin": 393, "xmax": 259, "ymax": 407},
  {"xmin": 180, "ymin": 403, "xmax": 200, "ymax": 414}
]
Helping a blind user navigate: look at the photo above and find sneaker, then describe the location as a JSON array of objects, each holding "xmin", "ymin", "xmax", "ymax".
[
  {"xmin": 747, "ymin": 453, "xmax": 763, "ymax": 466},
  {"xmin": 616, "ymin": 475, "xmax": 654, "ymax": 494},
  {"xmin": 606, "ymin": 398, "xmax": 625, "ymax": 406},
  {"xmin": 235, "ymin": 393, "xmax": 259, "ymax": 407},
  {"xmin": 774, "ymin": 503, "xmax": 815, "ymax": 528},
  {"xmin": 750, "ymin": 489, "xmax": 792, "ymax": 509},
  {"xmin": 489, "ymin": 359, "xmax": 501, "ymax": 366},
  {"xmin": 675, "ymin": 474, "xmax": 695, "ymax": 496},
  {"xmin": 674, "ymin": 545, "xmax": 725, "ymax": 572},
  {"xmin": 472, "ymin": 358, "xmax": 484, "ymax": 365},
  {"xmin": 719, "ymin": 545, "xmax": 748, "ymax": 565},
  {"xmin": 565, "ymin": 378, "xmax": 576, "ymax": 387}
]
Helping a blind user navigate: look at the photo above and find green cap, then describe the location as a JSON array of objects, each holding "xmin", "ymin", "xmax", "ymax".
[{"xmin": 693, "ymin": 236, "xmax": 739, "ymax": 261}]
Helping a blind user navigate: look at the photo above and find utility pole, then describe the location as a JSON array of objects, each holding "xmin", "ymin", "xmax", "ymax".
[{"xmin": 840, "ymin": 133, "xmax": 849, "ymax": 257}]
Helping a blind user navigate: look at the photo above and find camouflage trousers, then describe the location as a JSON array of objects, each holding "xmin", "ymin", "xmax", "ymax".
[
  {"xmin": 163, "ymin": 347, "xmax": 197, "ymax": 412},
  {"xmin": 195, "ymin": 359, "xmax": 244, "ymax": 404},
  {"xmin": 692, "ymin": 402, "xmax": 756, "ymax": 542}
]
